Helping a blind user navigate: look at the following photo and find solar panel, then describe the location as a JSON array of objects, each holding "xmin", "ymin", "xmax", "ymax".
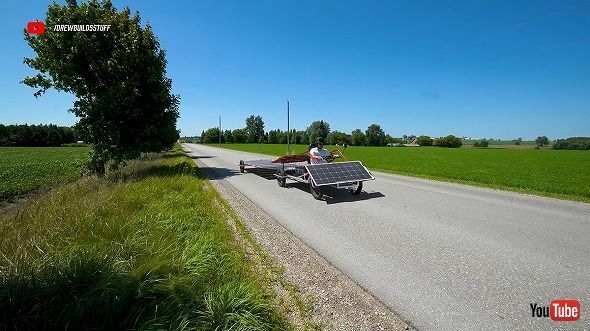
[
  {"xmin": 305, "ymin": 161, "xmax": 374, "ymax": 186},
  {"xmin": 243, "ymin": 159, "xmax": 296, "ymax": 170}
]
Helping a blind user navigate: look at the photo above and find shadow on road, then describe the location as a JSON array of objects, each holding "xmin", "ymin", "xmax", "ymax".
[
  {"xmin": 188, "ymin": 155, "xmax": 215, "ymax": 159},
  {"xmin": 197, "ymin": 166, "xmax": 240, "ymax": 180},
  {"xmin": 323, "ymin": 191, "xmax": 385, "ymax": 204},
  {"xmin": 243, "ymin": 168, "xmax": 278, "ymax": 180},
  {"xmin": 287, "ymin": 182, "xmax": 385, "ymax": 204},
  {"xmin": 193, "ymin": 163, "xmax": 276, "ymax": 181}
]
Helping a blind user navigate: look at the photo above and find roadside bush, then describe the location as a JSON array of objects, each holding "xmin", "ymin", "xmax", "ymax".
[
  {"xmin": 553, "ymin": 137, "xmax": 590, "ymax": 150},
  {"xmin": 473, "ymin": 140, "xmax": 489, "ymax": 148},
  {"xmin": 416, "ymin": 135, "xmax": 433, "ymax": 146},
  {"xmin": 436, "ymin": 135, "xmax": 463, "ymax": 148}
]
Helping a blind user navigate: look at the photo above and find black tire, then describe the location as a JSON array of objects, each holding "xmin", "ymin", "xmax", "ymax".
[
  {"xmin": 310, "ymin": 181, "xmax": 323, "ymax": 200},
  {"xmin": 239, "ymin": 160, "xmax": 245, "ymax": 173},
  {"xmin": 277, "ymin": 169, "xmax": 287, "ymax": 187},
  {"xmin": 350, "ymin": 181, "xmax": 363, "ymax": 195}
]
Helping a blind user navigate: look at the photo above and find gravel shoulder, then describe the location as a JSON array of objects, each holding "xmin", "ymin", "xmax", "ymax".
[{"xmin": 195, "ymin": 160, "xmax": 413, "ymax": 331}]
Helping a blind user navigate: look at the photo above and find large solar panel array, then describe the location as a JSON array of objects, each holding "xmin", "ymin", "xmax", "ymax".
[{"xmin": 305, "ymin": 161, "xmax": 374, "ymax": 186}]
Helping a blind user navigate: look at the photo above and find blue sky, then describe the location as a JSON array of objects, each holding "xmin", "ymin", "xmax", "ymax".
[{"xmin": 1, "ymin": 0, "xmax": 589, "ymax": 139}]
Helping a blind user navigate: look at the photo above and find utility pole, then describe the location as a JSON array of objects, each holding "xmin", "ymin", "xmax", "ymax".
[
  {"xmin": 287, "ymin": 100, "xmax": 291, "ymax": 155},
  {"xmin": 219, "ymin": 115, "xmax": 222, "ymax": 146}
]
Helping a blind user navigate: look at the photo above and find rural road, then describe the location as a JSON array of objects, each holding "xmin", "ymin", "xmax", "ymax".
[{"xmin": 183, "ymin": 143, "xmax": 590, "ymax": 330}]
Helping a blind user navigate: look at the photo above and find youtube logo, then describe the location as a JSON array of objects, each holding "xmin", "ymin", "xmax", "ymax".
[
  {"xmin": 550, "ymin": 300, "xmax": 580, "ymax": 322},
  {"xmin": 27, "ymin": 21, "xmax": 45, "ymax": 35},
  {"xmin": 531, "ymin": 299, "xmax": 581, "ymax": 322}
]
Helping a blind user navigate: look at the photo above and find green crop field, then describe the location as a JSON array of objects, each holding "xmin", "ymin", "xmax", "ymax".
[
  {"xmin": 209, "ymin": 143, "xmax": 590, "ymax": 202},
  {"xmin": 0, "ymin": 147, "xmax": 90, "ymax": 200},
  {"xmin": 0, "ymin": 146, "xmax": 289, "ymax": 330}
]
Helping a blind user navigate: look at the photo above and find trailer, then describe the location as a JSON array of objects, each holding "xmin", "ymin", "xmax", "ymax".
[{"xmin": 239, "ymin": 150, "xmax": 375, "ymax": 200}]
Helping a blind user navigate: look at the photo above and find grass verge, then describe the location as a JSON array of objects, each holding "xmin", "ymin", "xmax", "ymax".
[
  {"xmin": 0, "ymin": 145, "xmax": 289, "ymax": 330},
  {"xmin": 207, "ymin": 143, "xmax": 590, "ymax": 203},
  {"xmin": 207, "ymin": 188, "xmax": 321, "ymax": 330}
]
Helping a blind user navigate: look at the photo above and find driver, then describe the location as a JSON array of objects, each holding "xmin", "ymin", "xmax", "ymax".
[{"xmin": 309, "ymin": 137, "xmax": 332, "ymax": 164}]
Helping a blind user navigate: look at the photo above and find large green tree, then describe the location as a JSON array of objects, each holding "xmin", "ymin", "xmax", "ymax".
[
  {"xmin": 201, "ymin": 127, "xmax": 221, "ymax": 144},
  {"xmin": 535, "ymin": 136, "xmax": 549, "ymax": 146},
  {"xmin": 267, "ymin": 129, "xmax": 279, "ymax": 144},
  {"xmin": 245, "ymin": 115, "xmax": 265, "ymax": 143},
  {"xmin": 306, "ymin": 120, "xmax": 330, "ymax": 144},
  {"xmin": 223, "ymin": 129, "xmax": 233, "ymax": 143},
  {"xmin": 292, "ymin": 130, "xmax": 306, "ymax": 144},
  {"xmin": 327, "ymin": 130, "xmax": 350, "ymax": 145},
  {"xmin": 351, "ymin": 129, "xmax": 366, "ymax": 146},
  {"xmin": 23, "ymin": 0, "xmax": 179, "ymax": 174},
  {"xmin": 365, "ymin": 124, "xmax": 385, "ymax": 146},
  {"xmin": 231, "ymin": 128, "xmax": 247, "ymax": 143}
]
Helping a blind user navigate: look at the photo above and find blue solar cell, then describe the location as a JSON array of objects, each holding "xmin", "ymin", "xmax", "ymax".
[{"xmin": 305, "ymin": 161, "xmax": 373, "ymax": 186}]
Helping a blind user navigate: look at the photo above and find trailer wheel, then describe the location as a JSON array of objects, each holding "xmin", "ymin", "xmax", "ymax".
[
  {"xmin": 239, "ymin": 160, "xmax": 245, "ymax": 173},
  {"xmin": 350, "ymin": 181, "xmax": 363, "ymax": 195},
  {"xmin": 277, "ymin": 169, "xmax": 287, "ymax": 187},
  {"xmin": 310, "ymin": 181, "xmax": 323, "ymax": 200}
]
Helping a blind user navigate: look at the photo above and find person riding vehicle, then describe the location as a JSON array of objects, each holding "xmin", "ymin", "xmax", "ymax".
[{"xmin": 308, "ymin": 137, "xmax": 333, "ymax": 164}]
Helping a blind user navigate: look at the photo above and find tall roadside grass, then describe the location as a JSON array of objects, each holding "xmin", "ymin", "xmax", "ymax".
[{"xmin": 0, "ymin": 145, "xmax": 289, "ymax": 330}]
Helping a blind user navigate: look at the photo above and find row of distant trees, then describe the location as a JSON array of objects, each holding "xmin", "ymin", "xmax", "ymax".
[
  {"xmin": 0, "ymin": 124, "xmax": 79, "ymax": 147},
  {"xmin": 197, "ymin": 116, "xmax": 589, "ymax": 150},
  {"xmin": 199, "ymin": 116, "xmax": 467, "ymax": 147},
  {"xmin": 553, "ymin": 137, "xmax": 590, "ymax": 150}
]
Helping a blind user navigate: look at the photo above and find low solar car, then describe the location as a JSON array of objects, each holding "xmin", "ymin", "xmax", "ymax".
[{"xmin": 239, "ymin": 150, "xmax": 374, "ymax": 200}]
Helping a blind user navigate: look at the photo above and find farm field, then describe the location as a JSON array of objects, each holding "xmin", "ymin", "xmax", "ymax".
[
  {"xmin": 212, "ymin": 143, "xmax": 590, "ymax": 202},
  {"xmin": 0, "ymin": 146, "xmax": 289, "ymax": 329},
  {"xmin": 0, "ymin": 147, "xmax": 90, "ymax": 200}
]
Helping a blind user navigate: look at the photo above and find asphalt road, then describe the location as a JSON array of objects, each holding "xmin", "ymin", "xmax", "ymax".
[{"xmin": 183, "ymin": 143, "xmax": 590, "ymax": 330}]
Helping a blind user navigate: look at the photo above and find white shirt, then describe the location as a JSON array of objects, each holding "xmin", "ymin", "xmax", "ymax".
[{"xmin": 309, "ymin": 147, "xmax": 332, "ymax": 164}]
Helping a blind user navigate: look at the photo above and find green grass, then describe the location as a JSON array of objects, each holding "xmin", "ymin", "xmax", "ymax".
[
  {"xmin": 0, "ymin": 147, "xmax": 90, "ymax": 200},
  {"xmin": 0, "ymin": 146, "xmax": 289, "ymax": 330},
  {"xmin": 210, "ymin": 143, "xmax": 590, "ymax": 202}
]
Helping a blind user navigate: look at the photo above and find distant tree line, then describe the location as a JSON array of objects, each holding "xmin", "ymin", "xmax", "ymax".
[
  {"xmin": 553, "ymin": 137, "xmax": 590, "ymax": 150},
  {"xmin": 199, "ymin": 116, "xmax": 467, "ymax": 148},
  {"xmin": 197, "ymin": 115, "xmax": 587, "ymax": 150},
  {"xmin": 0, "ymin": 124, "xmax": 78, "ymax": 147}
]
